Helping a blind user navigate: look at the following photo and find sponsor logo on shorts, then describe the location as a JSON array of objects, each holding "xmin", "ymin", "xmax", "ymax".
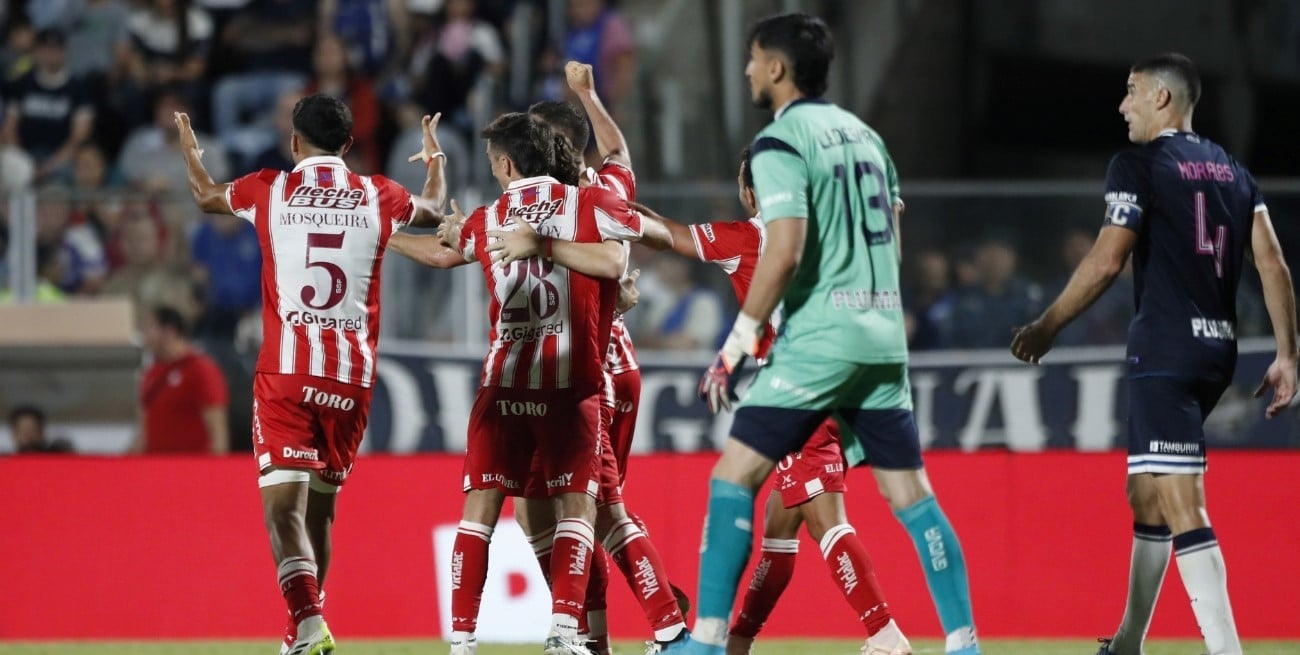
[
  {"xmin": 547, "ymin": 472, "xmax": 575, "ymax": 490},
  {"xmin": 1149, "ymin": 440, "xmax": 1202, "ymax": 455},
  {"xmin": 634, "ymin": 555, "xmax": 661, "ymax": 600},
  {"xmin": 777, "ymin": 474, "xmax": 796, "ymax": 491},
  {"xmin": 496, "ymin": 400, "xmax": 549, "ymax": 416},
  {"xmin": 252, "ymin": 399, "xmax": 265, "ymax": 445},
  {"xmin": 302, "ymin": 385, "xmax": 358, "ymax": 411},
  {"xmin": 285, "ymin": 311, "xmax": 364, "ymax": 332},
  {"xmin": 835, "ymin": 551, "xmax": 859, "ymax": 594},
  {"xmin": 769, "ymin": 376, "xmax": 818, "ymax": 401},
  {"xmin": 283, "ymin": 446, "xmax": 320, "ymax": 461},
  {"xmin": 481, "ymin": 473, "xmax": 521, "ymax": 489},
  {"xmin": 824, "ymin": 462, "xmax": 844, "ymax": 473},
  {"xmin": 615, "ymin": 400, "xmax": 635, "ymax": 414},
  {"xmin": 1191, "ymin": 318, "xmax": 1236, "ymax": 341}
]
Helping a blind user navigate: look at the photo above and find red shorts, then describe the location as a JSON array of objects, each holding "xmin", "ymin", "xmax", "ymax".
[
  {"xmin": 252, "ymin": 372, "xmax": 373, "ymax": 486},
  {"xmin": 466, "ymin": 386, "xmax": 601, "ymax": 498},
  {"xmin": 771, "ymin": 419, "xmax": 847, "ymax": 509},
  {"xmin": 607, "ymin": 369, "xmax": 641, "ymax": 484}
]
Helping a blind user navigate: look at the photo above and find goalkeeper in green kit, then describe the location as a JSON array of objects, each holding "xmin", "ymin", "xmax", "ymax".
[{"xmin": 655, "ymin": 13, "xmax": 980, "ymax": 655}]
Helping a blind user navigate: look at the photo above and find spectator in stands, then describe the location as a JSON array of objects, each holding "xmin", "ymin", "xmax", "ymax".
[
  {"xmin": 6, "ymin": 404, "xmax": 74, "ymax": 454},
  {"xmin": 70, "ymin": 143, "xmax": 125, "ymax": 258},
  {"xmin": 247, "ymin": 89, "xmax": 299, "ymax": 173},
  {"xmin": 636, "ymin": 256, "xmax": 724, "ymax": 351},
  {"xmin": 120, "ymin": 0, "xmax": 213, "ymax": 124},
  {"xmin": 210, "ymin": 0, "xmax": 314, "ymax": 161},
  {"xmin": 0, "ymin": 243, "xmax": 68, "ymax": 303},
  {"xmin": 190, "ymin": 214, "xmax": 260, "ymax": 340},
  {"xmin": 101, "ymin": 211, "xmax": 199, "ymax": 327},
  {"xmin": 0, "ymin": 15, "xmax": 36, "ymax": 81},
  {"xmin": 407, "ymin": 0, "xmax": 505, "ymax": 138},
  {"xmin": 319, "ymin": 0, "xmax": 411, "ymax": 77},
  {"xmin": 905, "ymin": 247, "xmax": 956, "ymax": 350},
  {"xmin": 947, "ymin": 235, "xmax": 1045, "ymax": 349},
  {"xmin": 563, "ymin": 0, "xmax": 635, "ymax": 117},
  {"xmin": 1054, "ymin": 227, "xmax": 1133, "ymax": 346},
  {"xmin": 118, "ymin": 88, "xmax": 230, "ymax": 203},
  {"xmin": 0, "ymin": 28, "xmax": 94, "ymax": 183},
  {"xmin": 305, "ymin": 32, "xmax": 381, "ymax": 172},
  {"xmin": 36, "ymin": 186, "xmax": 107, "ymax": 296},
  {"xmin": 57, "ymin": 0, "xmax": 131, "ymax": 80},
  {"xmin": 132, "ymin": 305, "xmax": 229, "ymax": 454}
]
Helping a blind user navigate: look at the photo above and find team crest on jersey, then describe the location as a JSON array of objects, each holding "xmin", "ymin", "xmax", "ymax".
[{"xmin": 288, "ymin": 186, "xmax": 366, "ymax": 209}]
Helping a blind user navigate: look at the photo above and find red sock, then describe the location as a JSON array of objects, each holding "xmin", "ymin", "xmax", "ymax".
[
  {"xmin": 277, "ymin": 556, "xmax": 322, "ymax": 625},
  {"xmin": 730, "ymin": 538, "xmax": 798, "ymax": 639},
  {"xmin": 550, "ymin": 518, "xmax": 595, "ymax": 621},
  {"xmin": 529, "ymin": 526, "xmax": 556, "ymax": 588},
  {"xmin": 605, "ymin": 517, "xmax": 685, "ymax": 634},
  {"xmin": 583, "ymin": 544, "xmax": 610, "ymax": 635},
  {"xmin": 820, "ymin": 524, "xmax": 892, "ymax": 635},
  {"xmin": 450, "ymin": 521, "xmax": 494, "ymax": 633}
]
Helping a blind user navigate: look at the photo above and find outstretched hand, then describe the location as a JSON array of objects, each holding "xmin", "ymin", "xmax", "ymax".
[
  {"xmin": 1255, "ymin": 357, "xmax": 1298, "ymax": 419},
  {"xmin": 486, "ymin": 216, "xmax": 543, "ymax": 267},
  {"xmin": 438, "ymin": 199, "xmax": 468, "ymax": 249},
  {"xmin": 617, "ymin": 269, "xmax": 641, "ymax": 314},
  {"xmin": 406, "ymin": 113, "xmax": 444, "ymax": 165},
  {"xmin": 173, "ymin": 112, "xmax": 203, "ymax": 157}
]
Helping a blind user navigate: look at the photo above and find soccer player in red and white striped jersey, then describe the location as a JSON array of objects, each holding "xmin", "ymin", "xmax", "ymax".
[
  {"xmin": 509, "ymin": 62, "xmax": 690, "ymax": 655},
  {"xmin": 633, "ymin": 149, "xmax": 905, "ymax": 655},
  {"xmin": 437, "ymin": 112, "xmax": 647, "ymax": 655},
  {"xmin": 176, "ymin": 96, "xmax": 447, "ymax": 655}
]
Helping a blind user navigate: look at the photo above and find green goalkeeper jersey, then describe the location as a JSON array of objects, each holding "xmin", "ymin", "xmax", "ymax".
[{"xmin": 750, "ymin": 97, "xmax": 908, "ymax": 364}]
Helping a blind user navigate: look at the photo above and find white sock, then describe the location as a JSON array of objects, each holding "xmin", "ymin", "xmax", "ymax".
[
  {"xmin": 694, "ymin": 617, "xmax": 729, "ymax": 647},
  {"xmin": 295, "ymin": 615, "xmax": 324, "ymax": 639},
  {"xmin": 1175, "ymin": 537, "xmax": 1241, "ymax": 655},
  {"xmin": 450, "ymin": 630, "xmax": 476, "ymax": 644},
  {"xmin": 549, "ymin": 612, "xmax": 579, "ymax": 639},
  {"xmin": 1110, "ymin": 525, "xmax": 1171, "ymax": 655}
]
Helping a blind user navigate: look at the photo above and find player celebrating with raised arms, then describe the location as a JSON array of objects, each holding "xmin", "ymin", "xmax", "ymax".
[
  {"xmin": 1011, "ymin": 54, "xmax": 1297, "ymax": 655},
  {"xmin": 176, "ymin": 95, "xmax": 448, "ymax": 655},
  {"xmin": 659, "ymin": 13, "xmax": 980, "ymax": 655},
  {"xmin": 434, "ymin": 112, "xmax": 648, "ymax": 655}
]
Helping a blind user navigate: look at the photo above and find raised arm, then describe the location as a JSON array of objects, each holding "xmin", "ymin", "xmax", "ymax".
[
  {"xmin": 174, "ymin": 112, "xmax": 233, "ymax": 215},
  {"xmin": 566, "ymin": 61, "xmax": 629, "ymax": 168},
  {"xmin": 1250, "ymin": 208, "xmax": 1298, "ymax": 417},
  {"xmin": 406, "ymin": 113, "xmax": 448, "ymax": 227}
]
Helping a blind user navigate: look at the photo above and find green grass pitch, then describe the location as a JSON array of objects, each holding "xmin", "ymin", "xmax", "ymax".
[{"xmin": 2, "ymin": 640, "xmax": 1299, "ymax": 655}]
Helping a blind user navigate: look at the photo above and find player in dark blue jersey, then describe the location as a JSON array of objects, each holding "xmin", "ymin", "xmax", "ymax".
[{"xmin": 1011, "ymin": 53, "xmax": 1296, "ymax": 655}]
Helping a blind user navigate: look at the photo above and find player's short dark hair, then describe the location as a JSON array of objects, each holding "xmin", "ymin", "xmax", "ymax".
[
  {"xmin": 480, "ymin": 112, "xmax": 558, "ymax": 180},
  {"xmin": 749, "ymin": 13, "xmax": 834, "ymax": 98},
  {"xmin": 8, "ymin": 404, "xmax": 45, "ymax": 429},
  {"xmin": 739, "ymin": 146, "xmax": 754, "ymax": 189},
  {"xmin": 1132, "ymin": 53, "xmax": 1201, "ymax": 112},
  {"xmin": 528, "ymin": 101, "xmax": 590, "ymax": 152},
  {"xmin": 292, "ymin": 93, "xmax": 353, "ymax": 154},
  {"xmin": 151, "ymin": 305, "xmax": 190, "ymax": 337}
]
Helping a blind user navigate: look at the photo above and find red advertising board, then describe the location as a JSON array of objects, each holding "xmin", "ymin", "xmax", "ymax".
[{"xmin": 2, "ymin": 452, "xmax": 1296, "ymax": 640}]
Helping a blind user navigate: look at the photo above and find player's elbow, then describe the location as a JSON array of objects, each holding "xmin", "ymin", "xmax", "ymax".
[{"xmin": 197, "ymin": 189, "xmax": 226, "ymax": 214}]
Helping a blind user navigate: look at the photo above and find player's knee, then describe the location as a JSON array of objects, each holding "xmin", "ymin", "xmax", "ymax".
[{"xmin": 875, "ymin": 471, "xmax": 929, "ymax": 510}]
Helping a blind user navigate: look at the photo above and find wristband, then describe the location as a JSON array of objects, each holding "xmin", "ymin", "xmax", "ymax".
[
  {"xmin": 425, "ymin": 152, "xmax": 446, "ymax": 168},
  {"xmin": 728, "ymin": 312, "xmax": 763, "ymax": 358}
]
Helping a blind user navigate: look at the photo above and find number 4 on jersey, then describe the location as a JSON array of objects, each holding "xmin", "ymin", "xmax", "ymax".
[{"xmin": 1193, "ymin": 191, "xmax": 1226, "ymax": 278}]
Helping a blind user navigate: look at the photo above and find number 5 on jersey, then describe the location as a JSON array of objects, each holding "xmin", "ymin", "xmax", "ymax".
[{"xmin": 303, "ymin": 232, "xmax": 348, "ymax": 309}]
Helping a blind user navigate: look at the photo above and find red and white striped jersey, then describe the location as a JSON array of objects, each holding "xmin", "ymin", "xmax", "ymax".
[
  {"xmin": 458, "ymin": 175, "xmax": 642, "ymax": 392},
  {"xmin": 227, "ymin": 155, "xmax": 413, "ymax": 388},
  {"xmin": 586, "ymin": 161, "xmax": 640, "ymax": 375},
  {"xmin": 689, "ymin": 215, "xmax": 779, "ymax": 359}
]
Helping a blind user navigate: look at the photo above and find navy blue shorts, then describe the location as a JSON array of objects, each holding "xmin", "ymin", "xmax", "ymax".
[
  {"xmin": 1125, "ymin": 375, "xmax": 1227, "ymax": 475},
  {"xmin": 731, "ymin": 406, "xmax": 923, "ymax": 471}
]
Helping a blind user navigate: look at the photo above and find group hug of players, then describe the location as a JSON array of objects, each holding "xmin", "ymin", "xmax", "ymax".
[{"xmin": 176, "ymin": 11, "xmax": 1295, "ymax": 655}]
